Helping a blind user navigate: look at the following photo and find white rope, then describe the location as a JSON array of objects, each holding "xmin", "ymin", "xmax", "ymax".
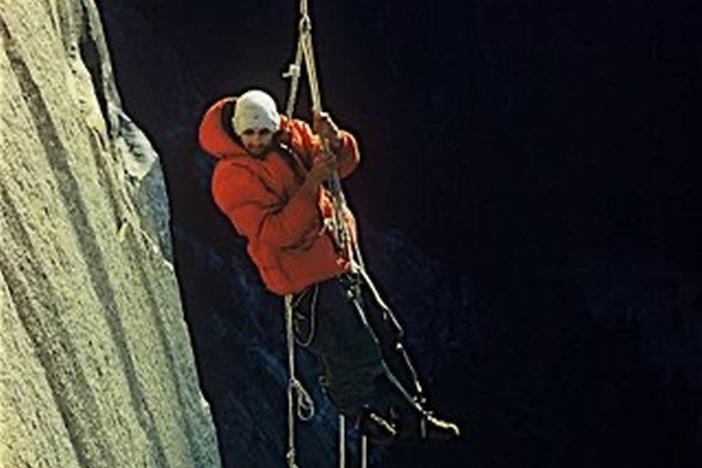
[
  {"xmin": 296, "ymin": 0, "xmax": 322, "ymax": 114},
  {"xmin": 283, "ymin": 0, "xmax": 352, "ymax": 255},
  {"xmin": 292, "ymin": 379, "xmax": 315, "ymax": 421},
  {"xmin": 285, "ymin": 296, "xmax": 315, "ymax": 420},
  {"xmin": 281, "ymin": 3, "xmax": 370, "ymax": 467},
  {"xmin": 338, "ymin": 415, "xmax": 346, "ymax": 468},
  {"xmin": 284, "ymin": 295, "xmax": 315, "ymax": 468},
  {"xmin": 283, "ymin": 40, "xmax": 303, "ymax": 119},
  {"xmin": 284, "ymin": 295, "xmax": 298, "ymax": 468}
]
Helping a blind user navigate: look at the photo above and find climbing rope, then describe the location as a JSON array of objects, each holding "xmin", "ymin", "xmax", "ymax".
[
  {"xmin": 281, "ymin": 1, "xmax": 426, "ymax": 466},
  {"xmin": 282, "ymin": 2, "xmax": 357, "ymax": 467},
  {"xmin": 284, "ymin": 295, "xmax": 315, "ymax": 468},
  {"xmin": 282, "ymin": 39, "xmax": 302, "ymax": 119},
  {"xmin": 282, "ymin": 0, "xmax": 351, "ymax": 256},
  {"xmin": 338, "ymin": 415, "xmax": 346, "ymax": 468}
]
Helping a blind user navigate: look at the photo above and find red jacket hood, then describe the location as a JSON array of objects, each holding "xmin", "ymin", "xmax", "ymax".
[{"xmin": 198, "ymin": 96, "xmax": 291, "ymax": 160}]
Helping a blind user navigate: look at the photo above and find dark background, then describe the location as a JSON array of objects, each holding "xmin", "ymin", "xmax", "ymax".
[{"xmin": 99, "ymin": 0, "xmax": 701, "ymax": 466}]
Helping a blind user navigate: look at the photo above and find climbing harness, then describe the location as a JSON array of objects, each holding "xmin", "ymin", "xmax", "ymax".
[{"xmin": 280, "ymin": 1, "xmax": 430, "ymax": 466}]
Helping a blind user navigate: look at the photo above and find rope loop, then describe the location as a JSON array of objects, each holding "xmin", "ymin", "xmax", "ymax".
[
  {"xmin": 283, "ymin": 63, "xmax": 301, "ymax": 79},
  {"xmin": 290, "ymin": 377, "xmax": 315, "ymax": 421},
  {"xmin": 299, "ymin": 15, "xmax": 312, "ymax": 34}
]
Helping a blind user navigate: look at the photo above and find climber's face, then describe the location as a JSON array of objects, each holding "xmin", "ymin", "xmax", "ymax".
[{"xmin": 240, "ymin": 128, "xmax": 273, "ymax": 157}]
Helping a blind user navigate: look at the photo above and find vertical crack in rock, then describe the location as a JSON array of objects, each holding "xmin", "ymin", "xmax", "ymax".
[
  {"xmin": 78, "ymin": 0, "xmax": 125, "ymax": 135},
  {"xmin": 85, "ymin": 130, "xmax": 123, "ymax": 229},
  {"xmin": 78, "ymin": 27, "xmax": 108, "ymax": 132},
  {"xmin": 0, "ymin": 185, "xmax": 116, "ymax": 468},
  {"xmin": 0, "ymin": 17, "xmax": 171, "ymax": 468}
]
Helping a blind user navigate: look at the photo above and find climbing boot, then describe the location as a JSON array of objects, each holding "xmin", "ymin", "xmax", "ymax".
[
  {"xmin": 420, "ymin": 411, "xmax": 461, "ymax": 441},
  {"xmin": 390, "ymin": 405, "xmax": 461, "ymax": 441},
  {"xmin": 356, "ymin": 407, "xmax": 397, "ymax": 446}
]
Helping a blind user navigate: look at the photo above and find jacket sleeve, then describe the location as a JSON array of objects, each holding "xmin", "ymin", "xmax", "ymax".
[
  {"xmin": 290, "ymin": 119, "xmax": 361, "ymax": 179},
  {"xmin": 212, "ymin": 160, "xmax": 321, "ymax": 248}
]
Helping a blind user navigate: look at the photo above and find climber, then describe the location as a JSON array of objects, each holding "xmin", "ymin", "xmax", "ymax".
[{"xmin": 198, "ymin": 88, "xmax": 460, "ymax": 445}]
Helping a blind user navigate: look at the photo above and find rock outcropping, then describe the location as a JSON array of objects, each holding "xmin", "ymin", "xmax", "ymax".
[{"xmin": 0, "ymin": 0, "xmax": 221, "ymax": 466}]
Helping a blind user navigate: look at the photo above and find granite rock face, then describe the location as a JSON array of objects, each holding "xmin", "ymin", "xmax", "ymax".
[{"xmin": 0, "ymin": 0, "xmax": 221, "ymax": 466}]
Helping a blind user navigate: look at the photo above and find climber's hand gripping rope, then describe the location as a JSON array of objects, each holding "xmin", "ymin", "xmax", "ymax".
[{"xmin": 313, "ymin": 111, "xmax": 342, "ymax": 150}]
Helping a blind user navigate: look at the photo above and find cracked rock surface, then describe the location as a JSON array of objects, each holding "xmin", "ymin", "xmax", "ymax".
[{"xmin": 0, "ymin": 0, "xmax": 221, "ymax": 466}]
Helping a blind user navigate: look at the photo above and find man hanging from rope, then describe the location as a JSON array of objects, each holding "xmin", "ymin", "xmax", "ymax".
[{"xmin": 198, "ymin": 89, "xmax": 460, "ymax": 446}]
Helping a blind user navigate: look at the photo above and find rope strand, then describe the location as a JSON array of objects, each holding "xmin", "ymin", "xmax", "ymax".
[{"xmin": 281, "ymin": 4, "xmax": 397, "ymax": 468}]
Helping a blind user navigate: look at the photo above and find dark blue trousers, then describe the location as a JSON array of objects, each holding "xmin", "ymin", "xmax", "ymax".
[{"xmin": 292, "ymin": 273, "xmax": 391, "ymax": 418}]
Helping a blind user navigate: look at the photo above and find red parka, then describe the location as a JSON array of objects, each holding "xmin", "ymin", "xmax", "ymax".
[{"xmin": 198, "ymin": 97, "xmax": 361, "ymax": 295}]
